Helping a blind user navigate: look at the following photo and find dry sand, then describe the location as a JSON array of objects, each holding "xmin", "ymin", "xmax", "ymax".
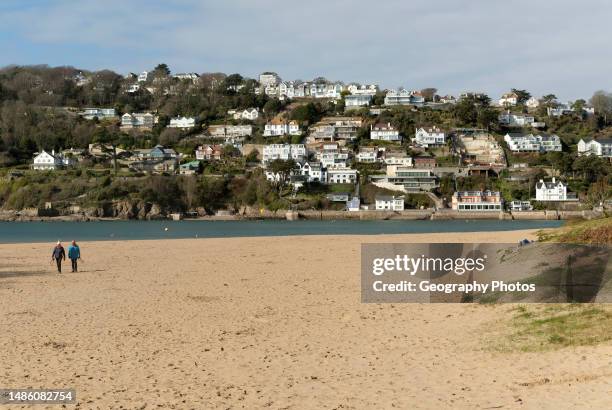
[{"xmin": 1, "ymin": 229, "xmax": 611, "ymax": 409}]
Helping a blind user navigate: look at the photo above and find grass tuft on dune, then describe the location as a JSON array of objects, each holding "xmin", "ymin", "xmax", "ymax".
[
  {"xmin": 537, "ymin": 217, "xmax": 612, "ymax": 245},
  {"xmin": 493, "ymin": 304, "xmax": 612, "ymax": 352}
]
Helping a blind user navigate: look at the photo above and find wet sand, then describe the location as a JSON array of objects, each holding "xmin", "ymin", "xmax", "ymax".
[{"xmin": 1, "ymin": 229, "xmax": 611, "ymax": 409}]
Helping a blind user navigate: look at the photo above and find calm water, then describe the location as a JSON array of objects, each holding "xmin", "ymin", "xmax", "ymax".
[{"xmin": 0, "ymin": 220, "xmax": 563, "ymax": 243}]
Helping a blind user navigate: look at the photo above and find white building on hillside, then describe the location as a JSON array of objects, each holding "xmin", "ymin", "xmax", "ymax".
[
  {"xmin": 259, "ymin": 72, "xmax": 280, "ymax": 87},
  {"xmin": 383, "ymin": 151, "xmax": 412, "ymax": 166},
  {"xmin": 509, "ymin": 201, "xmax": 533, "ymax": 211},
  {"xmin": 526, "ymin": 97, "xmax": 540, "ymax": 109},
  {"xmin": 347, "ymin": 84, "xmax": 378, "ymax": 95},
  {"xmin": 138, "ymin": 71, "xmax": 148, "ymax": 82},
  {"xmin": 577, "ymin": 138, "xmax": 612, "ymax": 157},
  {"xmin": 314, "ymin": 143, "xmax": 350, "ymax": 168},
  {"xmin": 264, "ymin": 119, "xmax": 301, "ymax": 136},
  {"xmin": 299, "ymin": 162, "xmax": 327, "ymax": 183},
  {"xmin": 262, "ymin": 144, "xmax": 306, "ymax": 164},
  {"xmin": 80, "ymin": 108, "xmax": 117, "ymax": 120},
  {"xmin": 384, "ymin": 89, "xmax": 424, "ymax": 106},
  {"xmin": 499, "ymin": 92, "xmax": 519, "ymax": 107},
  {"xmin": 208, "ymin": 124, "xmax": 253, "ymax": 138},
  {"xmin": 326, "ymin": 167, "xmax": 358, "ymax": 184},
  {"xmin": 121, "ymin": 112, "xmax": 158, "ymax": 129},
  {"xmin": 356, "ymin": 146, "xmax": 383, "ymax": 163},
  {"xmin": 230, "ymin": 108, "xmax": 259, "ymax": 121},
  {"xmin": 32, "ymin": 150, "xmax": 70, "ymax": 170},
  {"xmin": 173, "ymin": 73, "xmax": 199, "ymax": 82},
  {"xmin": 535, "ymin": 178, "xmax": 577, "ymax": 201},
  {"xmin": 498, "ymin": 112, "xmax": 537, "ymax": 127},
  {"xmin": 375, "ymin": 196, "xmax": 404, "ymax": 211},
  {"xmin": 504, "ymin": 133, "xmax": 562, "ymax": 152},
  {"xmin": 168, "ymin": 116, "xmax": 196, "ymax": 128},
  {"xmin": 414, "ymin": 126, "xmax": 446, "ymax": 147},
  {"xmin": 345, "ymin": 94, "xmax": 372, "ymax": 108},
  {"xmin": 371, "ymin": 123, "xmax": 401, "ymax": 141}
]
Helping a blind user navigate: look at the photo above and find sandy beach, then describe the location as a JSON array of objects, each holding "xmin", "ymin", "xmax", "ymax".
[{"xmin": 1, "ymin": 229, "xmax": 611, "ymax": 409}]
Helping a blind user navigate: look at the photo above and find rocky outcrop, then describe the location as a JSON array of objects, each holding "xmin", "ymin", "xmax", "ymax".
[{"xmin": 80, "ymin": 200, "xmax": 167, "ymax": 220}]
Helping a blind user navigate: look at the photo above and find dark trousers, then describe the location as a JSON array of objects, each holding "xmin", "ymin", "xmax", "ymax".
[
  {"xmin": 71, "ymin": 259, "xmax": 78, "ymax": 272},
  {"xmin": 55, "ymin": 258, "xmax": 63, "ymax": 273}
]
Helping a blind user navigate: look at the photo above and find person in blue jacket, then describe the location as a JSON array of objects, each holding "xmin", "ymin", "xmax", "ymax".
[{"xmin": 68, "ymin": 240, "xmax": 81, "ymax": 272}]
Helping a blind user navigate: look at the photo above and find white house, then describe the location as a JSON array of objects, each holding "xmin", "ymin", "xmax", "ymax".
[
  {"xmin": 173, "ymin": 73, "xmax": 199, "ymax": 82},
  {"xmin": 383, "ymin": 151, "xmax": 412, "ymax": 166},
  {"xmin": 168, "ymin": 116, "xmax": 196, "ymax": 128},
  {"xmin": 259, "ymin": 72, "xmax": 280, "ymax": 87},
  {"xmin": 384, "ymin": 89, "xmax": 424, "ymax": 106},
  {"xmin": 299, "ymin": 162, "xmax": 327, "ymax": 183},
  {"xmin": 208, "ymin": 124, "xmax": 253, "ymax": 138},
  {"xmin": 526, "ymin": 97, "xmax": 540, "ymax": 109},
  {"xmin": 121, "ymin": 112, "xmax": 158, "ymax": 129},
  {"xmin": 314, "ymin": 143, "xmax": 350, "ymax": 168},
  {"xmin": 535, "ymin": 178, "xmax": 577, "ymax": 201},
  {"xmin": 347, "ymin": 84, "xmax": 378, "ymax": 95},
  {"xmin": 414, "ymin": 126, "xmax": 446, "ymax": 147},
  {"xmin": 262, "ymin": 144, "xmax": 306, "ymax": 164},
  {"xmin": 345, "ymin": 94, "xmax": 372, "ymax": 108},
  {"xmin": 498, "ymin": 112, "xmax": 536, "ymax": 127},
  {"xmin": 32, "ymin": 150, "xmax": 67, "ymax": 170},
  {"xmin": 80, "ymin": 108, "xmax": 117, "ymax": 120},
  {"xmin": 498, "ymin": 92, "xmax": 519, "ymax": 107},
  {"xmin": 504, "ymin": 133, "xmax": 562, "ymax": 152},
  {"xmin": 137, "ymin": 71, "xmax": 148, "ymax": 82},
  {"xmin": 263, "ymin": 119, "xmax": 301, "ymax": 136},
  {"xmin": 375, "ymin": 196, "xmax": 404, "ymax": 211},
  {"xmin": 231, "ymin": 108, "xmax": 259, "ymax": 121},
  {"xmin": 371, "ymin": 123, "xmax": 401, "ymax": 141},
  {"xmin": 309, "ymin": 82, "xmax": 344, "ymax": 99},
  {"xmin": 577, "ymin": 138, "xmax": 612, "ymax": 158},
  {"xmin": 509, "ymin": 201, "xmax": 533, "ymax": 211},
  {"xmin": 326, "ymin": 168, "xmax": 358, "ymax": 184},
  {"xmin": 356, "ymin": 146, "xmax": 383, "ymax": 163}
]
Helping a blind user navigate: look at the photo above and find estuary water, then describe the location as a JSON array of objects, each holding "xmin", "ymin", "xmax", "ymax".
[{"xmin": 0, "ymin": 219, "xmax": 563, "ymax": 243}]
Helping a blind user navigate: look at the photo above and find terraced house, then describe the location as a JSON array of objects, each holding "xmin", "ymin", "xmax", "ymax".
[
  {"xmin": 120, "ymin": 112, "xmax": 157, "ymax": 130},
  {"xmin": 264, "ymin": 119, "xmax": 301, "ymax": 136},
  {"xmin": 504, "ymin": 133, "xmax": 562, "ymax": 152}
]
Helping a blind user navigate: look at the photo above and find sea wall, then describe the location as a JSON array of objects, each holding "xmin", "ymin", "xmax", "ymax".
[
  {"xmin": 0, "ymin": 206, "xmax": 605, "ymax": 222},
  {"xmin": 297, "ymin": 210, "xmax": 433, "ymax": 220}
]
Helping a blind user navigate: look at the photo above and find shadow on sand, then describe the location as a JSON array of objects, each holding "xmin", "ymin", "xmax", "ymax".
[{"xmin": 0, "ymin": 270, "xmax": 50, "ymax": 279}]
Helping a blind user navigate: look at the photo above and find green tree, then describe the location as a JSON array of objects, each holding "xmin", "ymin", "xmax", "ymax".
[
  {"xmin": 511, "ymin": 89, "xmax": 531, "ymax": 104},
  {"xmin": 152, "ymin": 63, "xmax": 171, "ymax": 77},
  {"xmin": 263, "ymin": 98, "xmax": 282, "ymax": 117},
  {"xmin": 268, "ymin": 159, "xmax": 296, "ymax": 191}
]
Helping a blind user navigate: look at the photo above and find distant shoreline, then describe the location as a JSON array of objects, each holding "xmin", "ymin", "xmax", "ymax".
[{"xmin": 0, "ymin": 208, "xmax": 600, "ymax": 222}]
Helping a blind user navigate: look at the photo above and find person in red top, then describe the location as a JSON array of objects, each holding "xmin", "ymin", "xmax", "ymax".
[{"xmin": 51, "ymin": 241, "xmax": 66, "ymax": 273}]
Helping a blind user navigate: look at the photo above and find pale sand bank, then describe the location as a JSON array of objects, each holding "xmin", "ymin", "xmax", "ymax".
[{"xmin": 1, "ymin": 229, "xmax": 611, "ymax": 409}]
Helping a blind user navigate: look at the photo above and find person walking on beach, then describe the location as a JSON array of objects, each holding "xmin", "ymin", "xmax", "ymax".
[
  {"xmin": 51, "ymin": 241, "xmax": 66, "ymax": 273},
  {"xmin": 68, "ymin": 240, "xmax": 81, "ymax": 273}
]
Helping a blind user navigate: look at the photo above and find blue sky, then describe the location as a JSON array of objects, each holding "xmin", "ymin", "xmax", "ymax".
[{"xmin": 1, "ymin": 0, "xmax": 611, "ymax": 101}]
